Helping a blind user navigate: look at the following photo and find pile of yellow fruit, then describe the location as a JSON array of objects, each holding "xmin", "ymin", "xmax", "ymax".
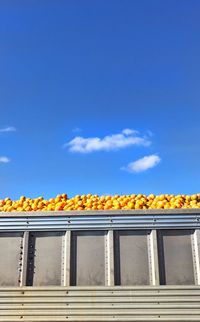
[{"xmin": 0, "ymin": 194, "xmax": 200, "ymax": 212}]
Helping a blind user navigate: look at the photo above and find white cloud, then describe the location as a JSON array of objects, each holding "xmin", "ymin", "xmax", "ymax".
[
  {"xmin": 0, "ymin": 156, "xmax": 10, "ymax": 163},
  {"xmin": 122, "ymin": 154, "xmax": 161, "ymax": 173},
  {"xmin": 122, "ymin": 128, "xmax": 138, "ymax": 135},
  {"xmin": 0, "ymin": 126, "xmax": 16, "ymax": 133},
  {"xmin": 65, "ymin": 129, "xmax": 151, "ymax": 153}
]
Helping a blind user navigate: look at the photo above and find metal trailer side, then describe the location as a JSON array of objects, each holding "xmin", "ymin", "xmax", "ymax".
[{"xmin": 0, "ymin": 209, "xmax": 199, "ymax": 321}]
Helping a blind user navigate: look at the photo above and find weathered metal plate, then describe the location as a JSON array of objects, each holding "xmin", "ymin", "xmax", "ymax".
[
  {"xmin": 114, "ymin": 230, "xmax": 150, "ymax": 285},
  {"xmin": 158, "ymin": 230, "xmax": 195, "ymax": 285},
  {"xmin": 71, "ymin": 231, "xmax": 106, "ymax": 286},
  {"xmin": 27, "ymin": 232, "xmax": 64, "ymax": 286},
  {"xmin": 0, "ymin": 232, "xmax": 23, "ymax": 286}
]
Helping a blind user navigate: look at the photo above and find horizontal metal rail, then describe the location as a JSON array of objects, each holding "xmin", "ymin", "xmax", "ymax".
[
  {"xmin": 0, "ymin": 286, "xmax": 199, "ymax": 321},
  {"xmin": 0, "ymin": 209, "xmax": 199, "ymax": 231}
]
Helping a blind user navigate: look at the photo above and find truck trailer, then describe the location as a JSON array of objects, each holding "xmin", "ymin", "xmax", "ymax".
[{"xmin": 0, "ymin": 209, "xmax": 200, "ymax": 321}]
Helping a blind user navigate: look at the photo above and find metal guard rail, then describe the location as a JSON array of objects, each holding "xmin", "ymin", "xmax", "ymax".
[{"xmin": 0, "ymin": 209, "xmax": 199, "ymax": 231}]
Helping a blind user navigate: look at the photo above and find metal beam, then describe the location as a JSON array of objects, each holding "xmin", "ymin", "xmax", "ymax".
[
  {"xmin": 148, "ymin": 230, "xmax": 160, "ymax": 286},
  {"xmin": 20, "ymin": 231, "xmax": 29, "ymax": 286},
  {"xmin": 0, "ymin": 212, "xmax": 200, "ymax": 231},
  {"xmin": 105, "ymin": 230, "xmax": 115, "ymax": 286},
  {"xmin": 191, "ymin": 230, "xmax": 200, "ymax": 285},
  {"xmin": 63, "ymin": 230, "xmax": 71, "ymax": 286}
]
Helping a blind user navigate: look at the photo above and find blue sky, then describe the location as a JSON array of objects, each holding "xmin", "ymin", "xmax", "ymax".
[{"xmin": 0, "ymin": 0, "xmax": 200, "ymax": 199}]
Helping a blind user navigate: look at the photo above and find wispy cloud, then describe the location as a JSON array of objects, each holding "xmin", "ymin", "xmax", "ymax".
[
  {"xmin": 0, "ymin": 126, "xmax": 16, "ymax": 133},
  {"xmin": 122, "ymin": 154, "xmax": 161, "ymax": 173},
  {"xmin": 65, "ymin": 129, "xmax": 151, "ymax": 153},
  {"xmin": 72, "ymin": 127, "xmax": 82, "ymax": 133},
  {"xmin": 0, "ymin": 156, "xmax": 10, "ymax": 163},
  {"xmin": 122, "ymin": 128, "xmax": 138, "ymax": 136}
]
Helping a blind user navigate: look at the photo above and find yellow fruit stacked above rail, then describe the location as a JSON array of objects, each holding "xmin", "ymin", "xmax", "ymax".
[{"xmin": 0, "ymin": 193, "xmax": 200, "ymax": 212}]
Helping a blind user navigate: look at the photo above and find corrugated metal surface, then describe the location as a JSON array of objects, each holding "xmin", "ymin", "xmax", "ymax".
[
  {"xmin": 0, "ymin": 286, "xmax": 200, "ymax": 321},
  {"xmin": 0, "ymin": 209, "xmax": 200, "ymax": 231}
]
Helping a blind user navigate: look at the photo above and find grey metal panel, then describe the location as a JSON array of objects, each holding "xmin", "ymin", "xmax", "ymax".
[
  {"xmin": 71, "ymin": 231, "xmax": 106, "ymax": 286},
  {"xmin": 27, "ymin": 232, "xmax": 64, "ymax": 286},
  {"xmin": 0, "ymin": 286, "xmax": 200, "ymax": 321},
  {"xmin": 0, "ymin": 210, "xmax": 200, "ymax": 231},
  {"xmin": 114, "ymin": 231, "xmax": 150, "ymax": 285},
  {"xmin": 0, "ymin": 232, "xmax": 23, "ymax": 286},
  {"xmin": 158, "ymin": 230, "xmax": 195, "ymax": 285}
]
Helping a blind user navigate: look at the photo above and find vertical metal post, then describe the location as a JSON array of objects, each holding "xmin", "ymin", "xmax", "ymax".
[
  {"xmin": 20, "ymin": 231, "xmax": 29, "ymax": 286},
  {"xmin": 63, "ymin": 230, "xmax": 71, "ymax": 286},
  {"xmin": 191, "ymin": 229, "xmax": 200, "ymax": 285},
  {"xmin": 105, "ymin": 230, "xmax": 115, "ymax": 286},
  {"xmin": 148, "ymin": 230, "xmax": 160, "ymax": 286}
]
